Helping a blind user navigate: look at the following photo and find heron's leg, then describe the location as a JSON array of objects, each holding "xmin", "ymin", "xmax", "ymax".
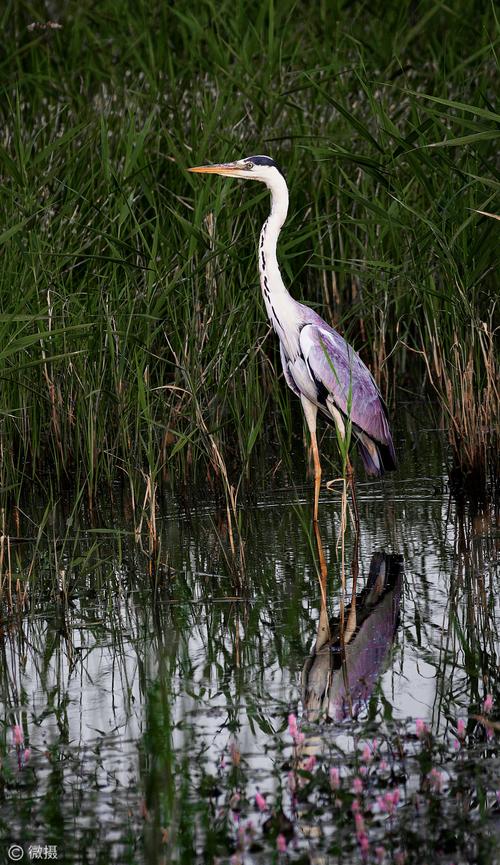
[
  {"xmin": 343, "ymin": 526, "xmax": 360, "ymax": 645},
  {"xmin": 313, "ymin": 518, "xmax": 328, "ymax": 611},
  {"xmin": 311, "ymin": 432, "xmax": 322, "ymax": 524},
  {"xmin": 301, "ymin": 397, "xmax": 321, "ymax": 523}
]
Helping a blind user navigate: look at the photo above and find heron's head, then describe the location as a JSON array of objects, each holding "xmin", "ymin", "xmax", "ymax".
[{"xmin": 189, "ymin": 155, "xmax": 284, "ymax": 188}]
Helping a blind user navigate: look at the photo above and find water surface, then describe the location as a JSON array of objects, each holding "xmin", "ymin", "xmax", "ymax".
[{"xmin": 1, "ymin": 408, "xmax": 498, "ymax": 863}]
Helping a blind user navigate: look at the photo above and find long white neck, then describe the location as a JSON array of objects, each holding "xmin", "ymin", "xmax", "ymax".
[{"xmin": 258, "ymin": 172, "xmax": 290, "ymax": 311}]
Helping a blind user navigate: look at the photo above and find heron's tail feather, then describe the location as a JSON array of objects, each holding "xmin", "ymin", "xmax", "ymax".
[{"xmin": 357, "ymin": 433, "xmax": 397, "ymax": 477}]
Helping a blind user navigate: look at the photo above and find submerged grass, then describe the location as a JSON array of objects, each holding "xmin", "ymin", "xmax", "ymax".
[{"xmin": 0, "ymin": 0, "xmax": 498, "ymax": 504}]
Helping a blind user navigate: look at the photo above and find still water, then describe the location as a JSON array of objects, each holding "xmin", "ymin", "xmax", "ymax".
[{"xmin": 1, "ymin": 409, "xmax": 498, "ymax": 864}]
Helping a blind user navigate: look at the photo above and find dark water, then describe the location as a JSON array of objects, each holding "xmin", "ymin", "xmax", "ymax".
[{"xmin": 1, "ymin": 410, "xmax": 499, "ymax": 864}]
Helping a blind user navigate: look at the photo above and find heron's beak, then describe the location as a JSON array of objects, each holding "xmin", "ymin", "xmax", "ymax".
[{"xmin": 189, "ymin": 161, "xmax": 249, "ymax": 178}]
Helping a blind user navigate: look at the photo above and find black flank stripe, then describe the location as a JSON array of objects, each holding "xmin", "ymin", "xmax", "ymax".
[
  {"xmin": 305, "ymin": 358, "xmax": 329, "ymax": 406},
  {"xmin": 315, "ymin": 379, "xmax": 330, "ymax": 405},
  {"xmin": 271, "ymin": 305, "xmax": 283, "ymax": 331}
]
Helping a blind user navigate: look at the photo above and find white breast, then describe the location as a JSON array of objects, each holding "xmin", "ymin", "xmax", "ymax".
[{"xmin": 261, "ymin": 282, "xmax": 301, "ymax": 360}]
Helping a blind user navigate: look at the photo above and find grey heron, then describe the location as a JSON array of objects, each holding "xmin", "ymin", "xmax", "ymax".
[{"xmin": 189, "ymin": 156, "xmax": 397, "ymax": 521}]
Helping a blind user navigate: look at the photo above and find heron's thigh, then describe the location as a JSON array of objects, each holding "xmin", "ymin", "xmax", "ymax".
[
  {"xmin": 327, "ymin": 401, "xmax": 345, "ymax": 439},
  {"xmin": 300, "ymin": 395, "xmax": 318, "ymax": 434}
]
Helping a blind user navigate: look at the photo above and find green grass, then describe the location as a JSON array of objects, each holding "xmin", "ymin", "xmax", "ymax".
[{"xmin": 0, "ymin": 0, "xmax": 498, "ymax": 503}]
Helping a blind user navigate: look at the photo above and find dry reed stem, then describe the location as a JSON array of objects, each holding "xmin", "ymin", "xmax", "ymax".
[
  {"xmin": 136, "ymin": 472, "xmax": 159, "ymax": 571},
  {"xmin": 411, "ymin": 315, "xmax": 498, "ymax": 495}
]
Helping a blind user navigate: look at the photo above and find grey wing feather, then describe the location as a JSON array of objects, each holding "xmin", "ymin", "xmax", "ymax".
[
  {"xmin": 280, "ymin": 340, "xmax": 301, "ymax": 396},
  {"xmin": 299, "ymin": 323, "xmax": 392, "ymax": 446}
]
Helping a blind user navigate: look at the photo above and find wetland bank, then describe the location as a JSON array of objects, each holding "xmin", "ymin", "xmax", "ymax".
[{"xmin": 0, "ymin": 0, "xmax": 498, "ymax": 862}]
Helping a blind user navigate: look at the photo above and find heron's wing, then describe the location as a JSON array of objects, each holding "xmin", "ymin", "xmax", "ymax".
[
  {"xmin": 299, "ymin": 323, "xmax": 392, "ymax": 446},
  {"xmin": 279, "ymin": 341, "xmax": 301, "ymax": 397}
]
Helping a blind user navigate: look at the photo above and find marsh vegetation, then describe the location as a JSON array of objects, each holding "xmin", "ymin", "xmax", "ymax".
[{"xmin": 0, "ymin": 0, "xmax": 498, "ymax": 510}]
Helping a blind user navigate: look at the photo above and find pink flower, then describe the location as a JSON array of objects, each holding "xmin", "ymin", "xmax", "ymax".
[
  {"xmin": 329, "ymin": 767, "xmax": 340, "ymax": 789},
  {"xmin": 484, "ymin": 694, "xmax": 494, "ymax": 714},
  {"xmin": 379, "ymin": 759, "xmax": 389, "ymax": 772},
  {"xmin": 375, "ymin": 847, "xmax": 386, "ymax": 863},
  {"xmin": 351, "ymin": 799, "xmax": 360, "ymax": 814},
  {"xmin": 255, "ymin": 792, "xmax": 268, "ymax": 812},
  {"xmin": 13, "ymin": 725, "xmax": 23, "ymax": 747},
  {"xmin": 277, "ymin": 833, "xmax": 287, "ymax": 852},
  {"xmin": 377, "ymin": 789, "xmax": 399, "ymax": 815},
  {"xmin": 287, "ymin": 712, "xmax": 305, "ymax": 746},
  {"xmin": 457, "ymin": 718, "xmax": 466, "ymax": 738},
  {"xmin": 352, "ymin": 776, "xmax": 363, "ymax": 794},
  {"xmin": 287, "ymin": 771, "xmax": 297, "ymax": 794},
  {"xmin": 23, "ymin": 748, "xmax": 31, "ymax": 764},
  {"xmin": 357, "ymin": 831, "xmax": 369, "ymax": 856},
  {"xmin": 384, "ymin": 790, "xmax": 399, "ymax": 814},
  {"xmin": 427, "ymin": 768, "xmax": 444, "ymax": 793},
  {"xmin": 416, "ymin": 718, "xmax": 428, "ymax": 739},
  {"xmin": 359, "ymin": 765, "xmax": 368, "ymax": 776},
  {"xmin": 361, "ymin": 744, "xmax": 372, "ymax": 763},
  {"xmin": 354, "ymin": 812, "xmax": 365, "ymax": 834}
]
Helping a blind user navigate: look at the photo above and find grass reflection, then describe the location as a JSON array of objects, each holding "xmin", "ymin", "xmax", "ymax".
[{"xmin": 0, "ymin": 426, "xmax": 498, "ymax": 862}]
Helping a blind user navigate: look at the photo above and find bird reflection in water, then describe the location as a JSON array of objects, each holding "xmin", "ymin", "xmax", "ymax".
[
  {"xmin": 286, "ymin": 526, "xmax": 404, "ymax": 855},
  {"xmin": 303, "ymin": 525, "xmax": 403, "ymax": 724}
]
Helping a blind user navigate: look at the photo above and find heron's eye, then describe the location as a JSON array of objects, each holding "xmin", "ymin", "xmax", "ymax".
[{"xmin": 244, "ymin": 161, "xmax": 254, "ymax": 170}]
